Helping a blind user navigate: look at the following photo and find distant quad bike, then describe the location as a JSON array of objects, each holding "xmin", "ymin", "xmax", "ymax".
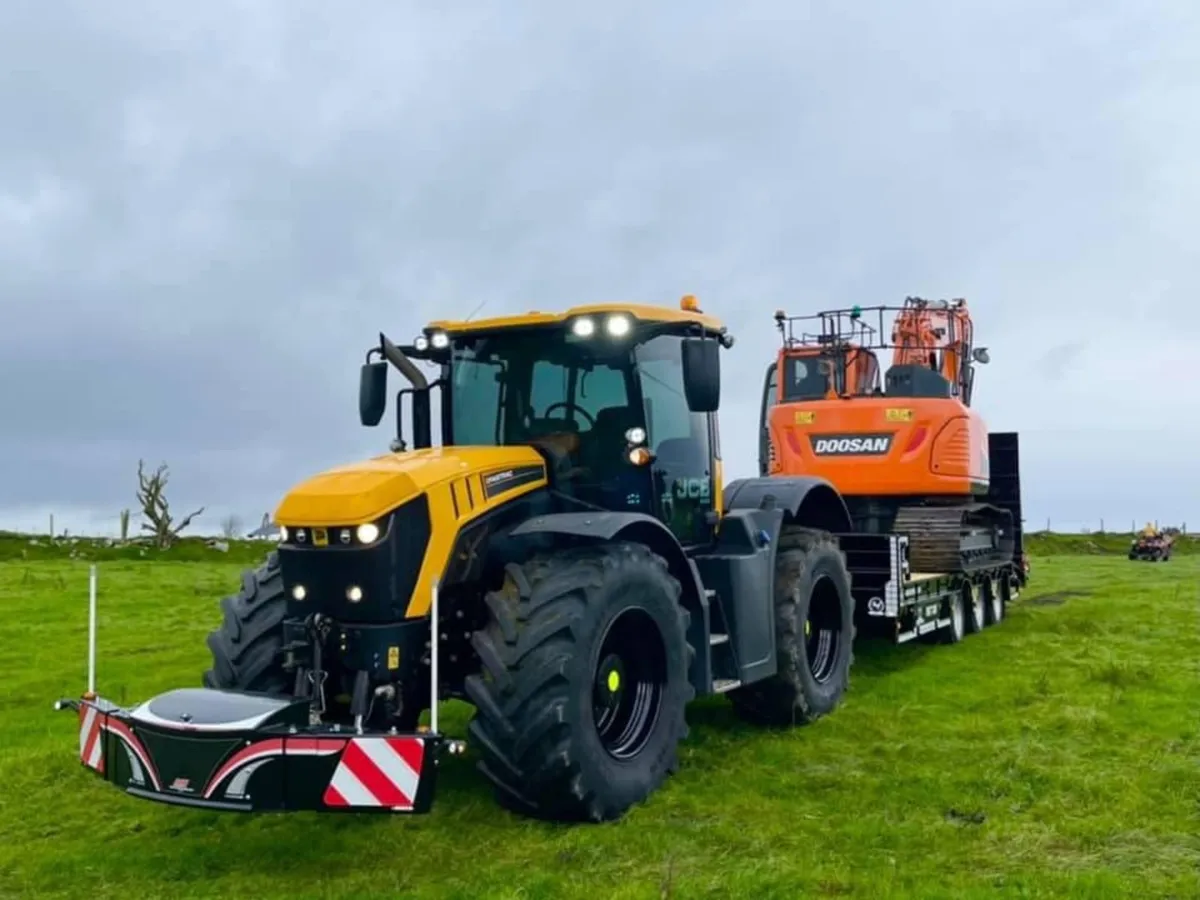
[{"xmin": 1129, "ymin": 530, "xmax": 1173, "ymax": 561}]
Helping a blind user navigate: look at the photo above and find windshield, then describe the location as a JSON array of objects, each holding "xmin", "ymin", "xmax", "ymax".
[{"xmin": 448, "ymin": 330, "xmax": 636, "ymax": 450}]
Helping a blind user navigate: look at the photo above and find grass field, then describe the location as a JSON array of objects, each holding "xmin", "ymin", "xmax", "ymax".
[{"xmin": 2, "ymin": 546, "xmax": 1198, "ymax": 899}]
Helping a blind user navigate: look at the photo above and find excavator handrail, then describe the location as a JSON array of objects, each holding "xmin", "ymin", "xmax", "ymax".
[
  {"xmin": 774, "ymin": 301, "xmax": 969, "ymax": 350},
  {"xmin": 773, "ymin": 298, "xmax": 986, "ymax": 405}
]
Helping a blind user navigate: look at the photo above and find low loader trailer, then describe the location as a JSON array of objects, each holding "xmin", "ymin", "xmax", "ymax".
[{"xmin": 56, "ymin": 295, "xmax": 1028, "ymax": 821}]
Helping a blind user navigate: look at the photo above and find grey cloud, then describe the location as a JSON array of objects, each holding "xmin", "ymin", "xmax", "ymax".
[{"xmin": 3, "ymin": 1, "xmax": 1199, "ymax": 530}]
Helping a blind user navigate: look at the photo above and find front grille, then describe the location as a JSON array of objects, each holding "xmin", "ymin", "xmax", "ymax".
[{"xmin": 279, "ymin": 495, "xmax": 433, "ymax": 622}]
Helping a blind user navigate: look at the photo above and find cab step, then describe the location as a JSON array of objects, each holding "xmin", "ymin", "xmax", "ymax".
[
  {"xmin": 710, "ymin": 633, "xmax": 729, "ymax": 646},
  {"xmin": 713, "ymin": 678, "xmax": 742, "ymax": 693}
]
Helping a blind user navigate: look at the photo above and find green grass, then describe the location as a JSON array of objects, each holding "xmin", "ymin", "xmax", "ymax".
[{"xmin": 2, "ymin": 553, "xmax": 1198, "ymax": 899}]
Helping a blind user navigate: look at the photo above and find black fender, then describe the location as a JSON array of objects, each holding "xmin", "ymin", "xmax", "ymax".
[
  {"xmin": 724, "ymin": 476, "xmax": 853, "ymax": 535},
  {"xmin": 508, "ymin": 511, "xmax": 712, "ymax": 692}
]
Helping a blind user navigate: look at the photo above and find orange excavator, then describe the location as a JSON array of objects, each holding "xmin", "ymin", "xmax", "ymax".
[{"xmin": 759, "ymin": 297, "xmax": 1025, "ymax": 578}]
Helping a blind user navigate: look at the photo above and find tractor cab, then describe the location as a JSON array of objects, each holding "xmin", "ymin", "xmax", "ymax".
[{"xmin": 361, "ymin": 297, "xmax": 733, "ymax": 548}]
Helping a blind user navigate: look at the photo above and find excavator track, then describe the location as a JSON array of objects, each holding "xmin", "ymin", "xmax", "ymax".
[{"xmin": 892, "ymin": 503, "xmax": 1014, "ymax": 574}]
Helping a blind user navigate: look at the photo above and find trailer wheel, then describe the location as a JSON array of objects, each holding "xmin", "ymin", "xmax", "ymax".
[
  {"xmin": 202, "ymin": 551, "xmax": 290, "ymax": 694},
  {"xmin": 464, "ymin": 542, "xmax": 693, "ymax": 823},
  {"xmin": 966, "ymin": 582, "xmax": 986, "ymax": 634},
  {"xmin": 728, "ymin": 527, "xmax": 855, "ymax": 727},
  {"xmin": 985, "ymin": 577, "xmax": 1005, "ymax": 625},
  {"xmin": 943, "ymin": 586, "xmax": 966, "ymax": 644}
]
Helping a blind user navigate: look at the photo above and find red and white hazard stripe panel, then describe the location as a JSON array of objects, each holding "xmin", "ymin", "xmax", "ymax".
[
  {"xmin": 323, "ymin": 737, "xmax": 426, "ymax": 810},
  {"xmin": 77, "ymin": 703, "xmax": 162, "ymax": 790},
  {"xmin": 79, "ymin": 704, "xmax": 104, "ymax": 773}
]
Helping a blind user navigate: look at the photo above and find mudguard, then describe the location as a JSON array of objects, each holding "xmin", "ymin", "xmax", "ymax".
[
  {"xmin": 724, "ymin": 476, "xmax": 853, "ymax": 535},
  {"xmin": 508, "ymin": 511, "xmax": 705, "ymax": 586}
]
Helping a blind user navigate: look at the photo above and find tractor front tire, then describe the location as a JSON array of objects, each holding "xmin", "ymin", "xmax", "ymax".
[
  {"xmin": 464, "ymin": 542, "xmax": 694, "ymax": 823},
  {"xmin": 202, "ymin": 551, "xmax": 290, "ymax": 694},
  {"xmin": 728, "ymin": 527, "xmax": 856, "ymax": 727}
]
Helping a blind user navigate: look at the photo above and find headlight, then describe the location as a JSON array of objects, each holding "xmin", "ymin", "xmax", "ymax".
[
  {"xmin": 625, "ymin": 426, "xmax": 647, "ymax": 445},
  {"xmin": 430, "ymin": 330, "xmax": 450, "ymax": 349},
  {"xmin": 606, "ymin": 314, "xmax": 631, "ymax": 337},
  {"xmin": 414, "ymin": 335, "xmax": 430, "ymax": 351},
  {"xmin": 279, "ymin": 526, "xmax": 289, "ymax": 541},
  {"xmin": 572, "ymin": 317, "xmax": 595, "ymax": 337},
  {"xmin": 356, "ymin": 522, "xmax": 381, "ymax": 544},
  {"xmin": 628, "ymin": 447, "xmax": 651, "ymax": 466}
]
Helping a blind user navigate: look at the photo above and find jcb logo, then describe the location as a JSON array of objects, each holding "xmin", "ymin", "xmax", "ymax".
[
  {"xmin": 673, "ymin": 478, "xmax": 711, "ymax": 501},
  {"xmin": 661, "ymin": 477, "xmax": 711, "ymax": 512},
  {"xmin": 810, "ymin": 434, "xmax": 893, "ymax": 456}
]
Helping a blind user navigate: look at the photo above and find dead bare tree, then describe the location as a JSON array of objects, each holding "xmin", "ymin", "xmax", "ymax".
[
  {"xmin": 136, "ymin": 460, "xmax": 204, "ymax": 549},
  {"xmin": 220, "ymin": 514, "xmax": 242, "ymax": 539}
]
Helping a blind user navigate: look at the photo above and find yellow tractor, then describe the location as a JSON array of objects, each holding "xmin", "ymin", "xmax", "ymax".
[{"xmin": 59, "ymin": 297, "xmax": 864, "ymax": 823}]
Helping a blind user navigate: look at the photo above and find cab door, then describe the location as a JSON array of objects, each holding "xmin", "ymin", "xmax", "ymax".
[{"xmin": 635, "ymin": 335, "xmax": 717, "ymax": 548}]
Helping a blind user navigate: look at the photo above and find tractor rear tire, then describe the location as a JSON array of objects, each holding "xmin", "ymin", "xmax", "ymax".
[
  {"xmin": 727, "ymin": 527, "xmax": 855, "ymax": 727},
  {"xmin": 202, "ymin": 551, "xmax": 290, "ymax": 694},
  {"xmin": 464, "ymin": 542, "xmax": 694, "ymax": 823}
]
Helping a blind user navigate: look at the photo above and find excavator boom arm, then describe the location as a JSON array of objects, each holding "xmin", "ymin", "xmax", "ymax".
[{"xmin": 890, "ymin": 297, "xmax": 975, "ymax": 395}]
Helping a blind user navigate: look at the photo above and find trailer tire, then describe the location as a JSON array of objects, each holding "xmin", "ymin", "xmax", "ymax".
[
  {"xmin": 728, "ymin": 527, "xmax": 855, "ymax": 727},
  {"xmin": 966, "ymin": 582, "xmax": 986, "ymax": 633},
  {"xmin": 985, "ymin": 577, "xmax": 1005, "ymax": 625},
  {"xmin": 464, "ymin": 542, "xmax": 694, "ymax": 823},
  {"xmin": 943, "ymin": 585, "xmax": 967, "ymax": 644},
  {"xmin": 202, "ymin": 551, "xmax": 290, "ymax": 694}
]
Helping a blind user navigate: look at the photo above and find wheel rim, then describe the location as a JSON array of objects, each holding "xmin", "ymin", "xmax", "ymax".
[
  {"xmin": 804, "ymin": 575, "xmax": 843, "ymax": 684},
  {"xmin": 592, "ymin": 608, "xmax": 667, "ymax": 760},
  {"xmin": 951, "ymin": 596, "xmax": 964, "ymax": 637},
  {"xmin": 990, "ymin": 580, "xmax": 1003, "ymax": 621}
]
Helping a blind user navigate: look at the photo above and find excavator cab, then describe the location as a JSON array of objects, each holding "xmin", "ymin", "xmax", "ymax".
[
  {"xmin": 777, "ymin": 345, "xmax": 881, "ymax": 401},
  {"xmin": 759, "ymin": 309, "xmax": 883, "ymax": 475}
]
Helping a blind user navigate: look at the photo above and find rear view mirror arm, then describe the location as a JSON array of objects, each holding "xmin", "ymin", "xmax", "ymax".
[{"xmin": 380, "ymin": 333, "xmax": 429, "ymax": 390}]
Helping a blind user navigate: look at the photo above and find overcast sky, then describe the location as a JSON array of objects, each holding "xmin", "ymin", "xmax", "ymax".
[{"xmin": 3, "ymin": 1, "xmax": 1198, "ymax": 537}]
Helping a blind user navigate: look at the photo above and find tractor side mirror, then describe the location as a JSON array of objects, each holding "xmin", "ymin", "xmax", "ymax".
[
  {"xmin": 972, "ymin": 347, "xmax": 990, "ymax": 365},
  {"xmin": 359, "ymin": 360, "xmax": 388, "ymax": 426},
  {"xmin": 682, "ymin": 337, "xmax": 720, "ymax": 413}
]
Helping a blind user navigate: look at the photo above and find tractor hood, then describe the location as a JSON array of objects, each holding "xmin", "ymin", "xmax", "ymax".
[{"xmin": 274, "ymin": 445, "xmax": 547, "ymax": 526}]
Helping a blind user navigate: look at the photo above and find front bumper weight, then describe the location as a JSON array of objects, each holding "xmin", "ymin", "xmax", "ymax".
[{"xmin": 56, "ymin": 687, "xmax": 457, "ymax": 814}]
